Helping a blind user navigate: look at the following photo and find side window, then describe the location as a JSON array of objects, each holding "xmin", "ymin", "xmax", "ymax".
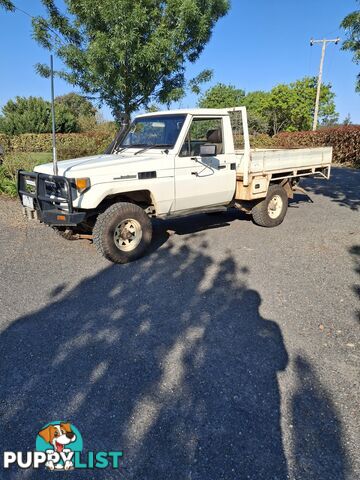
[{"xmin": 180, "ymin": 118, "xmax": 223, "ymax": 157}]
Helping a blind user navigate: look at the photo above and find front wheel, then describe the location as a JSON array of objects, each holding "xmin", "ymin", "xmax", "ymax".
[
  {"xmin": 93, "ymin": 202, "xmax": 152, "ymax": 264},
  {"xmin": 251, "ymin": 185, "xmax": 288, "ymax": 227}
]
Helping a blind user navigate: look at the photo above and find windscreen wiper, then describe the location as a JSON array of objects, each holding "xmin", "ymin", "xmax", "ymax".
[
  {"xmin": 134, "ymin": 144, "xmax": 172, "ymax": 155},
  {"xmin": 114, "ymin": 144, "xmax": 147, "ymax": 154},
  {"xmin": 114, "ymin": 146, "xmax": 132, "ymax": 154}
]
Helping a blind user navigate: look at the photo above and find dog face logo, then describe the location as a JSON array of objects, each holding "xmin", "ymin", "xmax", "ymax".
[
  {"xmin": 36, "ymin": 421, "xmax": 82, "ymax": 471},
  {"xmin": 38, "ymin": 423, "xmax": 76, "ymax": 454}
]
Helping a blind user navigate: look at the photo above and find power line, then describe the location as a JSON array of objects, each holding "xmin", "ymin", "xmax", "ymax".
[
  {"xmin": 10, "ymin": 2, "xmax": 66, "ymax": 47},
  {"xmin": 310, "ymin": 38, "xmax": 340, "ymax": 131}
]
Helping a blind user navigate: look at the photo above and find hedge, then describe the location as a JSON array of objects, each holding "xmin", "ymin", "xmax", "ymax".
[
  {"xmin": 273, "ymin": 126, "xmax": 360, "ymax": 168},
  {"xmin": 0, "ymin": 128, "xmax": 116, "ymax": 196},
  {"xmin": 234, "ymin": 134, "xmax": 277, "ymax": 150},
  {"xmin": 0, "ymin": 127, "xmax": 116, "ymax": 160}
]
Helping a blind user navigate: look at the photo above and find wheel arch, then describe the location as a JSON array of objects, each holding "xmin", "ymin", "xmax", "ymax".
[{"xmin": 96, "ymin": 189, "xmax": 157, "ymax": 214}]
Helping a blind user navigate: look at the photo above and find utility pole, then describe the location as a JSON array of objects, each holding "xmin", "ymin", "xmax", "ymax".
[
  {"xmin": 310, "ymin": 38, "xmax": 339, "ymax": 131},
  {"xmin": 310, "ymin": 38, "xmax": 340, "ymax": 131}
]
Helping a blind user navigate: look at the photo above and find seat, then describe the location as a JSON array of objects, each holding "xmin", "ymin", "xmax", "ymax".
[{"xmin": 206, "ymin": 129, "xmax": 223, "ymax": 154}]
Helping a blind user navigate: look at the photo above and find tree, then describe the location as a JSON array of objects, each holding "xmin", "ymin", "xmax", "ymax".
[
  {"xmin": 199, "ymin": 78, "xmax": 338, "ymax": 135},
  {"xmin": 198, "ymin": 83, "xmax": 269, "ymax": 134},
  {"xmin": 0, "ymin": 96, "xmax": 78, "ymax": 134},
  {"xmin": 0, "ymin": 0, "xmax": 14, "ymax": 10},
  {"xmin": 158, "ymin": 69, "xmax": 213, "ymax": 109},
  {"xmin": 243, "ymin": 91, "xmax": 270, "ymax": 134},
  {"xmin": 266, "ymin": 77, "xmax": 338, "ymax": 133},
  {"xmin": 343, "ymin": 113, "xmax": 352, "ymax": 125},
  {"xmin": 55, "ymin": 93, "xmax": 96, "ymax": 119},
  {"xmin": 198, "ymin": 83, "xmax": 246, "ymax": 108},
  {"xmin": 341, "ymin": 1, "xmax": 360, "ymax": 91},
  {"xmin": 15, "ymin": 0, "xmax": 230, "ymax": 124},
  {"xmin": 55, "ymin": 93, "xmax": 97, "ymax": 131}
]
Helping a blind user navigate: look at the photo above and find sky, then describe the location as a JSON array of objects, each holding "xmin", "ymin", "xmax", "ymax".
[{"xmin": 0, "ymin": 0, "xmax": 359, "ymax": 123}]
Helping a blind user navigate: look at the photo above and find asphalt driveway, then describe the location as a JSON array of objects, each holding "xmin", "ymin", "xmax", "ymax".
[{"xmin": 0, "ymin": 166, "xmax": 359, "ymax": 479}]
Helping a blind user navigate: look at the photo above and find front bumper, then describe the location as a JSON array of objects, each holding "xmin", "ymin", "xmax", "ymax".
[{"xmin": 17, "ymin": 170, "xmax": 86, "ymax": 226}]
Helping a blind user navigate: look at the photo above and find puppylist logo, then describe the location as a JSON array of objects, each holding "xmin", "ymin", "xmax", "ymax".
[{"xmin": 3, "ymin": 421, "xmax": 123, "ymax": 471}]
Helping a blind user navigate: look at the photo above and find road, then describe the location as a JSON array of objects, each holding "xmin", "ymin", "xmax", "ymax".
[{"xmin": 0, "ymin": 166, "xmax": 359, "ymax": 479}]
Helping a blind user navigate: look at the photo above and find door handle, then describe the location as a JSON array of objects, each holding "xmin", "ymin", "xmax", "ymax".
[{"xmin": 191, "ymin": 172, "xmax": 198, "ymax": 176}]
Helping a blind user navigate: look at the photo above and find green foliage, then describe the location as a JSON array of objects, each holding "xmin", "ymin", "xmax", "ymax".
[
  {"xmin": 341, "ymin": 1, "xmax": 360, "ymax": 91},
  {"xmin": 0, "ymin": 152, "xmax": 53, "ymax": 197},
  {"xmin": 199, "ymin": 83, "xmax": 246, "ymax": 108},
  {"xmin": 188, "ymin": 70, "xmax": 214, "ymax": 96},
  {"xmin": 243, "ymin": 91, "xmax": 270, "ymax": 134},
  {"xmin": 149, "ymin": 69, "xmax": 213, "ymax": 110},
  {"xmin": 0, "ymin": 127, "xmax": 115, "ymax": 158},
  {"xmin": 249, "ymin": 134, "xmax": 276, "ymax": 149},
  {"xmin": 0, "ymin": 126, "xmax": 117, "ymax": 196},
  {"xmin": 0, "ymin": 94, "xmax": 100, "ymax": 134},
  {"xmin": 343, "ymin": 114, "xmax": 352, "ymax": 126},
  {"xmin": 274, "ymin": 126, "xmax": 360, "ymax": 168},
  {"xmin": 76, "ymin": 115, "xmax": 98, "ymax": 132},
  {"xmin": 0, "ymin": 167, "xmax": 18, "ymax": 196},
  {"xmin": 200, "ymin": 77, "xmax": 338, "ymax": 135},
  {"xmin": 32, "ymin": 0, "xmax": 230, "ymax": 121},
  {"xmin": 0, "ymin": 96, "xmax": 78, "ymax": 134},
  {"xmin": 0, "ymin": 0, "xmax": 14, "ymax": 11},
  {"xmin": 55, "ymin": 103, "xmax": 79, "ymax": 133},
  {"xmin": 145, "ymin": 104, "xmax": 160, "ymax": 113},
  {"xmin": 55, "ymin": 93, "xmax": 97, "ymax": 119},
  {"xmin": 251, "ymin": 77, "xmax": 338, "ymax": 134},
  {"xmin": 0, "ymin": 133, "xmax": 11, "ymax": 152}
]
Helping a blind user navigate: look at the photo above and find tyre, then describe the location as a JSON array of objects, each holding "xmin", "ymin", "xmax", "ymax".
[
  {"xmin": 93, "ymin": 202, "xmax": 152, "ymax": 264},
  {"xmin": 251, "ymin": 185, "xmax": 288, "ymax": 227}
]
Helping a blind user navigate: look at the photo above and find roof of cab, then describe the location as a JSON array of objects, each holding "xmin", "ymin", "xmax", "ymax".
[{"xmin": 137, "ymin": 108, "xmax": 238, "ymax": 118}]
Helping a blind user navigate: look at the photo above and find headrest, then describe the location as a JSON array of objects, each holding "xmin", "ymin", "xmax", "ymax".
[{"xmin": 206, "ymin": 128, "xmax": 222, "ymax": 143}]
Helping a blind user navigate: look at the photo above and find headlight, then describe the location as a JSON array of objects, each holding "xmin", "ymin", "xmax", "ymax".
[
  {"xmin": 74, "ymin": 177, "xmax": 90, "ymax": 193},
  {"xmin": 44, "ymin": 178, "xmax": 68, "ymax": 199}
]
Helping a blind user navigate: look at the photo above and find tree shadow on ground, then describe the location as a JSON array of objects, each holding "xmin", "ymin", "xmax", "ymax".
[
  {"xmin": 349, "ymin": 245, "xmax": 360, "ymax": 324},
  {"xmin": 148, "ymin": 210, "xmax": 250, "ymax": 254},
  {"xmin": 154, "ymin": 209, "xmax": 250, "ymax": 236},
  {"xmin": 0, "ymin": 239, "xmax": 350, "ymax": 479},
  {"xmin": 290, "ymin": 356, "xmax": 350, "ymax": 480},
  {"xmin": 303, "ymin": 167, "xmax": 360, "ymax": 211},
  {"xmin": 288, "ymin": 193, "xmax": 313, "ymax": 209}
]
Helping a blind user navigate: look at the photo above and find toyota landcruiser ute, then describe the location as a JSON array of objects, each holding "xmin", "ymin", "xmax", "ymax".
[{"xmin": 18, "ymin": 107, "xmax": 332, "ymax": 264}]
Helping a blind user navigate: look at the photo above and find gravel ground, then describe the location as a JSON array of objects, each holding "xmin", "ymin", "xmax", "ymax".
[{"xmin": 0, "ymin": 166, "xmax": 359, "ymax": 480}]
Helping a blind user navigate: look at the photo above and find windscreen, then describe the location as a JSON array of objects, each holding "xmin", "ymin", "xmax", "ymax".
[{"xmin": 118, "ymin": 115, "xmax": 186, "ymax": 150}]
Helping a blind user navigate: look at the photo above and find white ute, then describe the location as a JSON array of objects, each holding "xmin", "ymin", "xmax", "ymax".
[{"xmin": 18, "ymin": 107, "xmax": 332, "ymax": 263}]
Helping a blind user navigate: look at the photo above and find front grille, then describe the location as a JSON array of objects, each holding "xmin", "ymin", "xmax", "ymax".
[{"xmin": 18, "ymin": 170, "xmax": 74, "ymax": 215}]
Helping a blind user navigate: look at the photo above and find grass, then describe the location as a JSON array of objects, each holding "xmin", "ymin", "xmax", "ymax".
[{"xmin": 0, "ymin": 152, "xmax": 52, "ymax": 197}]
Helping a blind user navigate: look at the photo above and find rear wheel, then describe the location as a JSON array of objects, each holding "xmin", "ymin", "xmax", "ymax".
[
  {"xmin": 251, "ymin": 185, "xmax": 288, "ymax": 227},
  {"xmin": 93, "ymin": 202, "xmax": 152, "ymax": 264}
]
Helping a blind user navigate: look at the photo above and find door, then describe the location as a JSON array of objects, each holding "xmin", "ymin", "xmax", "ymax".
[{"xmin": 174, "ymin": 116, "xmax": 236, "ymax": 212}]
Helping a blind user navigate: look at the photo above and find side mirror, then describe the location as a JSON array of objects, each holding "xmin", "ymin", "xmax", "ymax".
[{"xmin": 200, "ymin": 144, "xmax": 217, "ymax": 157}]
